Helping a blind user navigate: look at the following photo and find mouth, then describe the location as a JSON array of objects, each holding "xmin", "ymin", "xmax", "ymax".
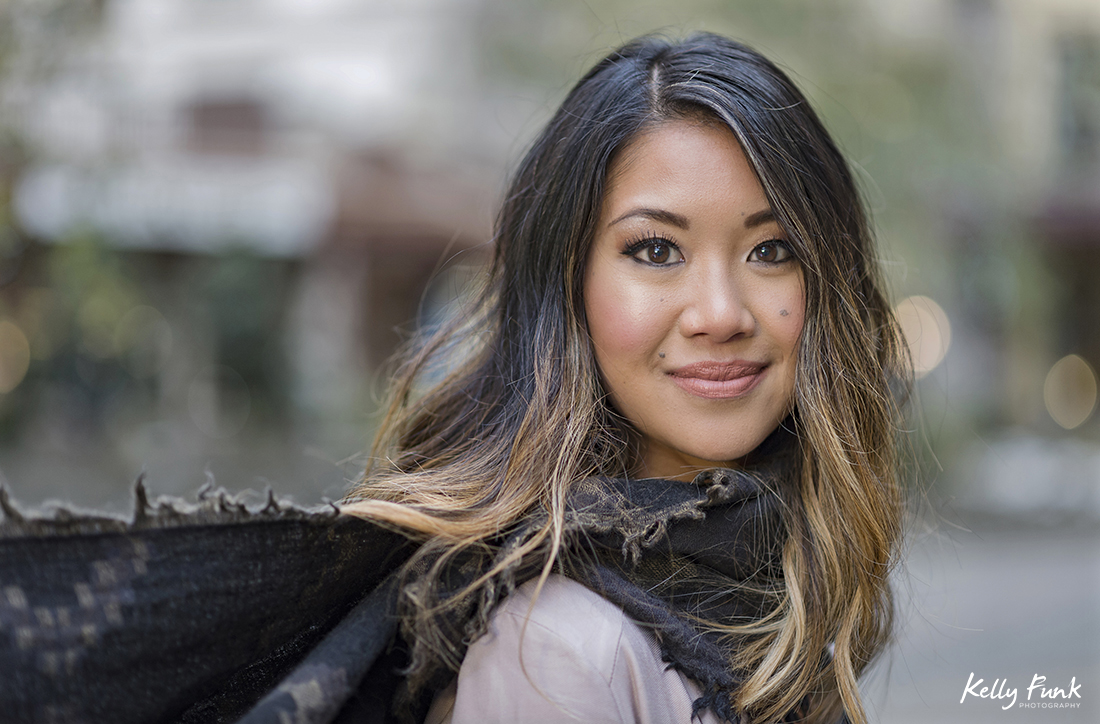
[{"xmin": 667, "ymin": 360, "xmax": 768, "ymax": 399}]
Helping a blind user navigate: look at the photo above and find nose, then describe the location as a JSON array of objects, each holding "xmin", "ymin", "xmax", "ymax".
[{"xmin": 678, "ymin": 267, "xmax": 756, "ymax": 342}]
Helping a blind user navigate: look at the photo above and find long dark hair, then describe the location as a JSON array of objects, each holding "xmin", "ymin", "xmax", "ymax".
[{"xmin": 345, "ymin": 32, "xmax": 908, "ymax": 724}]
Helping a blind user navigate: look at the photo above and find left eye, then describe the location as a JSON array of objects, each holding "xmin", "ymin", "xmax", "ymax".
[
  {"xmin": 629, "ymin": 239, "xmax": 684, "ymax": 265},
  {"xmin": 751, "ymin": 240, "xmax": 793, "ymax": 263}
]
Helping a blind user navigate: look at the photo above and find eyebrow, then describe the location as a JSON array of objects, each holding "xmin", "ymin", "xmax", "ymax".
[
  {"xmin": 608, "ymin": 207, "xmax": 690, "ymax": 229},
  {"xmin": 608, "ymin": 206, "xmax": 777, "ymax": 230},
  {"xmin": 743, "ymin": 209, "xmax": 776, "ymax": 228}
]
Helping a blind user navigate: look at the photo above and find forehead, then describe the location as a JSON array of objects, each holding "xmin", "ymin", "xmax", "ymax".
[{"xmin": 600, "ymin": 119, "xmax": 771, "ymax": 219}]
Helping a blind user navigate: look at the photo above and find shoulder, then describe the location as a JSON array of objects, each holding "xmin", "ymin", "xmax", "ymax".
[
  {"xmin": 493, "ymin": 573, "xmax": 636, "ymax": 678},
  {"xmin": 426, "ymin": 574, "xmax": 722, "ymax": 724}
]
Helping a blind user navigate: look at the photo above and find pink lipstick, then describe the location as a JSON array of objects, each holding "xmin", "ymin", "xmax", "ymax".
[{"xmin": 668, "ymin": 361, "xmax": 767, "ymax": 399}]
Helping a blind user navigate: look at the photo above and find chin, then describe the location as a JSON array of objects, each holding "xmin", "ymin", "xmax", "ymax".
[{"xmin": 681, "ymin": 424, "xmax": 786, "ymax": 467}]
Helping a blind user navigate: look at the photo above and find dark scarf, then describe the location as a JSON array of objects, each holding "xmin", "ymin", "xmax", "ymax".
[
  {"xmin": 562, "ymin": 469, "xmax": 789, "ymax": 721},
  {"xmin": 386, "ymin": 464, "xmax": 800, "ymax": 724},
  {"xmin": 0, "ymin": 462, "xmax": 818, "ymax": 724}
]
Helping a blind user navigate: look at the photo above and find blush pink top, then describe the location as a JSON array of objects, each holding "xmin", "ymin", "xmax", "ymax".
[{"xmin": 424, "ymin": 574, "xmax": 722, "ymax": 724}]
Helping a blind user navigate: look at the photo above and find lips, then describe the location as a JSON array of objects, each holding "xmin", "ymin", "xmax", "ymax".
[{"xmin": 668, "ymin": 360, "xmax": 767, "ymax": 399}]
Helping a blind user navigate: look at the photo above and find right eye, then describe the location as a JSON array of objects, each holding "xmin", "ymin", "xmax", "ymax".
[{"xmin": 626, "ymin": 238, "xmax": 683, "ymax": 266}]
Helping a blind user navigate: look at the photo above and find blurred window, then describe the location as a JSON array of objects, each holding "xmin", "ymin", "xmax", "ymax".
[{"xmin": 186, "ymin": 98, "xmax": 269, "ymax": 156}]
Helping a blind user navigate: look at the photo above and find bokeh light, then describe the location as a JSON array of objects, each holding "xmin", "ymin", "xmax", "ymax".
[
  {"xmin": 0, "ymin": 320, "xmax": 31, "ymax": 393},
  {"xmin": 894, "ymin": 295, "xmax": 952, "ymax": 379},
  {"xmin": 1043, "ymin": 354, "xmax": 1097, "ymax": 430}
]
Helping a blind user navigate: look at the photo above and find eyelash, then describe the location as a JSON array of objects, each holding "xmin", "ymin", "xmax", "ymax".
[
  {"xmin": 620, "ymin": 235, "xmax": 796, "ymax": 266},
  {"xmin": 621, "ymin": 234, "xmax": 681, "ymax": 265}
]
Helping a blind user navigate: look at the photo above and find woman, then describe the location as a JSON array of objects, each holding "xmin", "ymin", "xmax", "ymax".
[{"xmin": 343, "ymin": 31, "xmax": 908, "ymax": 724}]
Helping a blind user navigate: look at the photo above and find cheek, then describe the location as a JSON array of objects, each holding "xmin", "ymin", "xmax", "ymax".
[
  {"xmin": 781, "ymin": 287, "xmax": 806, "ymax": 350},
  {"xmin": 763, "ymin": 276, "xmax": 806, "ymax": 354},
  {"xmin": 584, "ymin": 268, "xmax": 666, "ymax": 370}
]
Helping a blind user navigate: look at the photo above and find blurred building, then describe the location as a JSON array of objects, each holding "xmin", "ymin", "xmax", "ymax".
[
  {"xmin": 884, "ymin": 0, "xmax": 1100, "ymax": 517},
  {"xmin": 1, "ymin": 0, "xmax": 503, "ymax": 502}
]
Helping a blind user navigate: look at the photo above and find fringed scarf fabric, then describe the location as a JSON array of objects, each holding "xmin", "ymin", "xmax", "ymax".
[{"xmin": 0, "ymin": 465, "xmax": 823, "ymax": 724}]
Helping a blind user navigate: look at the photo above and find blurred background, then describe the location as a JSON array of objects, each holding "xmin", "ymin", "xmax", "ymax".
[{"xmin": 0, "ymin": 0, "xmax": 1095, "ymax": 720}]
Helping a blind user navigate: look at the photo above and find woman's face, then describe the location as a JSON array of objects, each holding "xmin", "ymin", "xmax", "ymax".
[{"xmin": 584, "ymin": 119, "xmax": 804, "ymax": 481}]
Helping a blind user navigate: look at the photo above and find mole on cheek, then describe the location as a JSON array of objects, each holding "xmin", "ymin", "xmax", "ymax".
[
  {"xmin": 658, "ymin": 352, "xmax": 666, "ymax": 358},
  {"xmin": 779, "ymin": 309, "xmax": 789, "ymax": 317}
]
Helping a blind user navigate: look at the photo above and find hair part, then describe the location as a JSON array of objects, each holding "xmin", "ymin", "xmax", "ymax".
[{"xmin": 344, "ymin": 31, "xmax": 909, "ymax": 724}]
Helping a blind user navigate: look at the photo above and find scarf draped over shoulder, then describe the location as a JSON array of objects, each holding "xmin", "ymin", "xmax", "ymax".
[{"xmin": 0, "ymin": 464, "xmax": 807, "ymax": 724}]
